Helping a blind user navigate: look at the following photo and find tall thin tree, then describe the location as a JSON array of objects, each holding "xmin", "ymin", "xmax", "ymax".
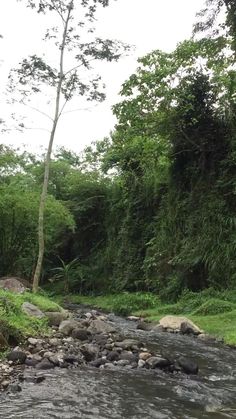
[{"xmin": 9, "ymin": 0, "xmax": 128, "ymax": 292}]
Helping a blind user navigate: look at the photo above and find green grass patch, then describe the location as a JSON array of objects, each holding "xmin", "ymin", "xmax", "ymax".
[
  {"xmin": 66, "ymin": 292, "xmax": 160, "ymax": 316},
  {"xmin": 0, "ymin": 289, "xmax": 62, "ymax": 343}
]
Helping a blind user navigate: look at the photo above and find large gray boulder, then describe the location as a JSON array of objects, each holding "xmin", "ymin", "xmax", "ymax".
[
  {"xmin": 45, "ymin": 311, "xmax": 68, "ymax": 327},
  {"xmin": 87, "ymin": 319, "xmax": 116, "ymax": 334},
  {"xmin": 0, "ymin": 278, "xmax": 26, "ymax": 294},
  {"xmin": 59, "ymin": 319, "xmax": 80, "ymax": 335},
  {"xmin": 22, "ymin": 302, "xmax": 45, "ymax": 319},
  {"xmin": 159, "ymin": 316, "xmax": 202, "ymax": 335}
]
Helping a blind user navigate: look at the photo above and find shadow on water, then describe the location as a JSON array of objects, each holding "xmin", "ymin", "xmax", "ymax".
[{"xmin": 0, "ymin": 314, "xmax": 236, "ymax": 418}]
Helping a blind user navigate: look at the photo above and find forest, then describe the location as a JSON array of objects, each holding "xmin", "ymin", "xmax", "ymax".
[{"xmin": 1, "ymin": 0, "xmax": 236, "ymax": 304}]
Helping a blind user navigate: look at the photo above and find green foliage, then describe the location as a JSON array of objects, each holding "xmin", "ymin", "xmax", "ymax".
[
  {"xmin": 192, "ymin": 298, "xmax": 236, "ymax": 315},
  {"xmin": 0, "ymin": 290, "xmax": 60, "ymax": 339},
  {"xmin": 69, "ymin": 292, "xmax": 160, "ymax": 316}
]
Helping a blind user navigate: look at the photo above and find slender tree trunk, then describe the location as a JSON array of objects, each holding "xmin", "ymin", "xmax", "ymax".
[{"xmin": 32, "ymin": 5, "xmax": 72, "ymax": 292}]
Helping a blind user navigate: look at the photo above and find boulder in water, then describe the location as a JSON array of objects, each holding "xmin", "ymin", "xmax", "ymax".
[
  {"xmin": 88, "ymin": 319, "xmax": 116, "ymax": 334},
  {"xmin": 177, "ymin": 357, "xmax": 199, "ymax": 374},
  {"xmin": 159, "ymin": 316, "xmax": 202, "ymax": 335}
]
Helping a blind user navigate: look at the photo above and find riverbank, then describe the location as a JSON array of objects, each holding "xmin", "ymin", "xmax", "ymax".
[{"xmin": 64, "ymin": 290, "xmax": 236, "ymax": 346}]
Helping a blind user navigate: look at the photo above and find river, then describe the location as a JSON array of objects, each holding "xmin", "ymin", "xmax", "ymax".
[{"xmin": 0, "ymin": 314, "xmax": 236, "ymax": 418}]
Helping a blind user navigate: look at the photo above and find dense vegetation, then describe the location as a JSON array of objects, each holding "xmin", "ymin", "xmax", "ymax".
[{"xmin": 2, "ymin": 0, "xmax": 236, "ymax": 311}]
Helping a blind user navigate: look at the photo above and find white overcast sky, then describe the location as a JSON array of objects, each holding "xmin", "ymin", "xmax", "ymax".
[{"xmin": 0, "ymin": 0, "xmax": 205, "ymax": 154}]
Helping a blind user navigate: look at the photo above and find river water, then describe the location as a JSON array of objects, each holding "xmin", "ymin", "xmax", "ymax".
[{"xmin": 0, "ymin": 315, "xmax": 236, "ymax": 418}]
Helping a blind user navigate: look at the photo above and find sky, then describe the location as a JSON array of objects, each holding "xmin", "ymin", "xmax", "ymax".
[{"xmin": 0, "ymin": 0, "xmax": 205, "ymax": 154}]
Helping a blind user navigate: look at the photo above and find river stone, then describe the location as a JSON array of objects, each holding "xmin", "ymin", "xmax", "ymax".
[
  {"xmin": 138, "ymin": 359, "xmax": 146, "ymax": 368},
  {"xmin": 22, "ymin": 302, "xmax": 45, "ymax": 319},
  {"xmin": 59, "ymin": 319, "xmax": 79, "ymax": 336},
  {"xmin": 104, "ymin": 362, "xmax": 116, "ymax": 369},
  {"xmin": 107, "ymin": 351, "xmax": 119, "ymax": 362},
  {"xmin": 36, "ymin": 358, "xmax": 55, "ymax": 370},
  {"xmin": 7, "ymin": 350, "xmax": 27, "ymax": 364},
  {"xmin": 9, "ymin": 384, "xmax": 22, "ymax": 393},
  {"xmin": 136, "ymin": 321, "xmax": 152, "ymax": 331},
  {"xmin": 88, "ymin": 319, "xmax": 116, "ymax": 334},
  {"xmin": 71, "ymin": 328, "xmax": 90, "ymax": 341},
  {"xmin": 90, "ymin": 358, "xmax": 106, "ymax": 368},
  {"xmin": 127, "ymin": 316, "xmax": 140, "ymax": 321},
  {"xmin": 159, "ymin": 316, "xmax": 202, "ymax": 335},
  {"xmin": 116, "ymin": 359, "xmax": 130, "ymax": 367},
  {"xmin": 80, "ymin": 343, "xmax": 99, "ymax": 361},
  {"xmin": 139, "ymin": 352, "xmax": 152, "ymax": 361},
  {"xmin": 114, "ymin": 339, "xmax": 142, "ymax": 350},
  {"xmin": 45, "ymin": 311, "xmax": 68, "ymax": 326},
  {"xmin": 119, "ymin": 351, "xmax": 138, "ymax": 363},
  {"xmin": 146, "ymin": 356, "xmax": 171, "ymax": 369},
  {"xmin": 25, "ymin": 357, "xmax": 40, "ymax": 367},
  {"xmin": 178, "ymin": 357, "xmax": 199, "ymax": 375}
]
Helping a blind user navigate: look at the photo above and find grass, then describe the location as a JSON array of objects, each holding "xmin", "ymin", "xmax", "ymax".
[
  {"xmin": 65, "ymin": 289, "xmax": 236, "ymax": 346},
  {"xmin": 0, "ymin": 289, "xmax": 62, "ymax": 342}
]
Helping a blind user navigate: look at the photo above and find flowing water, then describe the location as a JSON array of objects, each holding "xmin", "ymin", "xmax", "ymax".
[{"xmin": 0, "ymin": 314, "xmax": 236, "ymax": 418}]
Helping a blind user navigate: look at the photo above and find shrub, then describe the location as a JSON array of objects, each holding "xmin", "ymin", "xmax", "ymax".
[{"xmin": 192, "ymin": 298, "xmax": 236, "ymax": 316}]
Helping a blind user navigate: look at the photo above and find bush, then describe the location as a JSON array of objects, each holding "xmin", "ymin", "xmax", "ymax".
[{"xmin": 192, "ymin": 298, "xmax": 236, "ymax": 316}]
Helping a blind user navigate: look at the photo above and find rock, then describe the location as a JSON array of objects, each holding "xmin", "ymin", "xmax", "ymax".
[
  {"xmin": 152, "ymin": 324, "xmax": 164, "ymax": 332},
  {"xmin": 146, "ymin": 356, "xmax": 171, "ymax": 369},
  {"xmin": 159, "ymin": 316, "xmax": 202, "ymax": 335},
  {"xmin": 7, "ymin": 351, "xmax": 26, "ymax": 364},
  {"xmin": 22, "ymin": 302, "xmax": 45, "ymax": 319},
  {"xmin": 28, "ymin": 338, "xmax": 39, "ymax": 346},
  {"xmin": 119, "ymin": 351, "xmax": 138, "ymax": 363},
  {"xmin": 136, "ymin": 321, "xmax": 152, "ymax": 331},
  {"xmin": 127, "ymin": 316, "xmax": 140, "ymax": 321},
  {"xmin": 1, "ymin": 380, "xmax": 10, "ymax": 388},
  {"xmin": 49, "ymin": 338, "xmax": 60, "ymax": 346},
  {"xmin": 80, "ymin": 343, "xmax": 99, "ymax": 362},
  {"xmin": 90, "ymin": 358, "xmax": 106, "ymax": 368},
  {"xmin": 36, "ymin": 358, "xmax": 55, "ymax": 370},
  {"xmin": 114, "ymin": 339, "xmax": 142, "ymax": 350},
  {"xmin": 25, "ymin": 357, "xmax": 40, "ymax": 367},
  {"xmin": 116, "ymin": 359, "xmax": 130, "ymax": 367},
  {"xmin": 178, "ymin": 357, "xmax": 199, "ymax": 375},
  {"xmin": 48, "ymin": 355, "xmax": 60, "ymax": 366},
  {"xmin": 45, "ymin": 311, "xmax": 68, "ymax": 327},
  {"xmin": 8, "ymin": 384, "xmax": 22, "ymax": 392},
  {"xmin": 59, "ymin": 320, "xmax": 79, "ymax": 336},
  {"xmin": 63, "ymin": 354, "xmax": 80, "ymax": 364},
  {"xmin": 34, "ymin": 375, "xmax": 46, "ymax": 384},
  {"xmin": 107, "ymin": 351, "xmax": 119, "ymax": 362},
  {"xmin": 71, "ymin": 328, "xmax": 90, "ymax": 341},
  {"xmin": 88, "ymin": 320, "xmax": 116, "ymax": 334},
  {"xmin": 138, "ymin": 359, "xmax": 146, "ymax": 368},
  {"xmin": 0, "ymin": 277, "xmax": 26, "ymax": 294},
  {"xmin": 104, "ymin": 363, "xmax": 116, "ymax": 370},
  {"xmin": 43, "ymin": 351, "xmax": 54, "ymax": 358},
  {"xmin": 139, "ymin": 352, "xmax": 152, "ymax": 361}
]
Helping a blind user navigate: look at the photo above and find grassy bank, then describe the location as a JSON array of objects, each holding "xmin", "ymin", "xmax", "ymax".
[
  {"xmin": 67, "ymin": 290, "xmax": 236, "ymax": 346},
  {"xmin": 0, "ymin": 289, "xmax": 61, "ymax": 343}
]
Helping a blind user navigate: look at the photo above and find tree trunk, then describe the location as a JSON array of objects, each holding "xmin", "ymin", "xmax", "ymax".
[{"xmin": 32, "ymin": 5, "xmax": 72, "ymax": 292}]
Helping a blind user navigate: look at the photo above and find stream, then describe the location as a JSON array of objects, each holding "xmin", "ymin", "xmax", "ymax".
[{"xmin": 0, "ymin": 313, "xmax": 236, "ymax": 418}]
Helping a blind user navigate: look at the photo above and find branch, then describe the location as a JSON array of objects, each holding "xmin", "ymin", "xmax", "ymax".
[
  {"xmin": 21, "ymin": 102, "xmax": 53, "ymax": 121},
  {"xmin": 63, "ymin": 58, "xmax": 96, "ymax": 77}
]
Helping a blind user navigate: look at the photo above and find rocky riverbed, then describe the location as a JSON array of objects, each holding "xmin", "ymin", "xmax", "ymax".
[{"xmin": 0, "ymin": 304, "xmax": 206, "ymax": 393}]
